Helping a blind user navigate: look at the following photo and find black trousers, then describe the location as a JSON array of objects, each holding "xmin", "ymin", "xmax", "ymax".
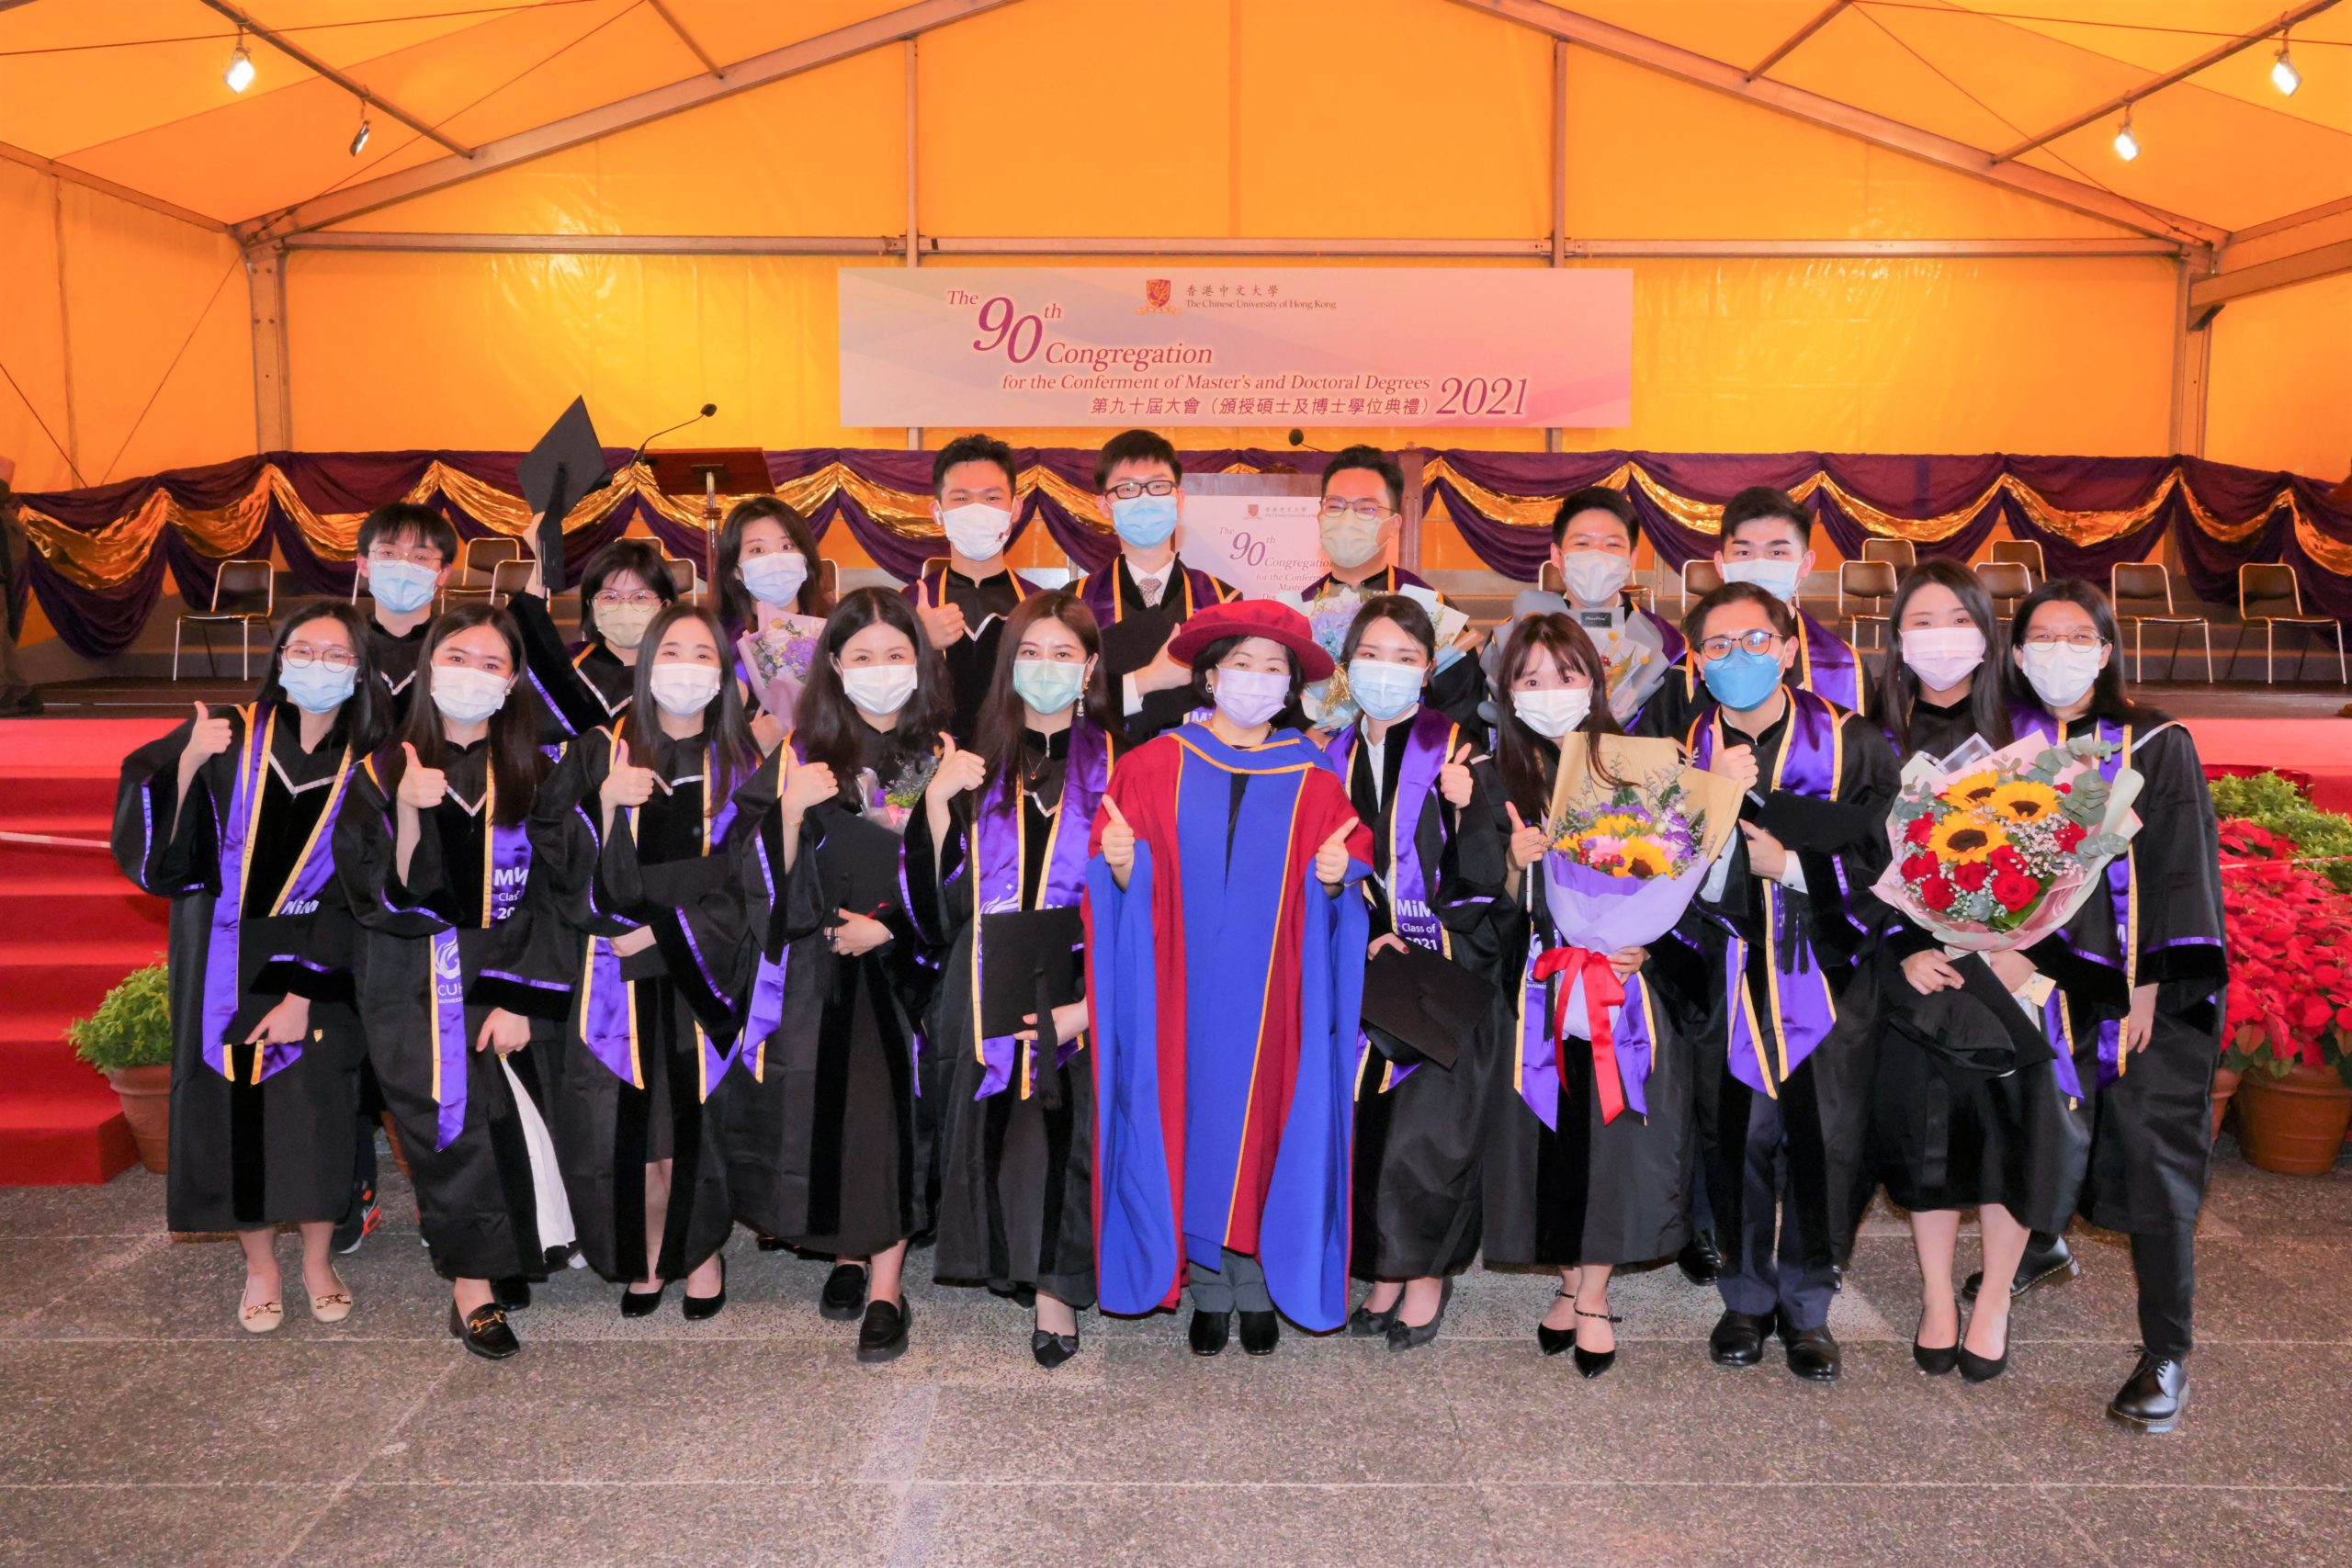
[{"xmin": 2130, "ymin": 1227, "xmax": 2195, "ymax": 1360}]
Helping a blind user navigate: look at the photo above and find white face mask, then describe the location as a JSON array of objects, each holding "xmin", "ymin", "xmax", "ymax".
[
  {"xmin": 940, "ymin": 502, "xmax": 1013, "ymax": 561},
  {"xmin": 430, "ymin": 663, "xmax": 509, "ymax": 725},
  {"xmin": 2018, "ymin": 641, "xmax": 2104, "ymax": 708},
  {"xmin": 367, "ymin": 558, "xmax": 438, "ymax": 615},
  {"xmin": 1320, "ymin": 513, "xmax": 1385, "ymax": 570},
  {"xmin": 596, "ymin": 601, "xmax": 658, "ymax": 651},
  {"xmin": 1210, "ymin": 665, "xmax": 1289, "ymax": 728},
  {"xmin": 740, "ymin": 551, "xmax": 808, "ymax": 607},
  {"xmin": 840, "ymin": 663, "xmax": 919, "ymax": 717},
  {"xmin": 1558, "ymin": 550, "xmax": 1631, "ymax": 608},
  {"xmin": 649, "ymin": 663, "xmax": 723, "ymax": 717},
  {"xmin": 1901, "ymin": 626, "xmax": 1986, "ymax": 691},
  {"xmin": 1720, "ymin": 557, "xmax": 1803, "ymax": 604},
  {"xmin": 1513, "ymin": 687, "xmax": 1590, "ymax": 740}
]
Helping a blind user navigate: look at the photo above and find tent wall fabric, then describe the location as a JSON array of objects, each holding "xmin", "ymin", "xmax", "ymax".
[{"xmin": 2205, "ymin": 271, "xmax": 2352, "ymax": 484}]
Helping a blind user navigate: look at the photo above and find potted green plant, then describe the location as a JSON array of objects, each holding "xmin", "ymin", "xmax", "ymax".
[{"xmin": 68, "ymin": 962, "xmax": 173, "ymax": 1174}]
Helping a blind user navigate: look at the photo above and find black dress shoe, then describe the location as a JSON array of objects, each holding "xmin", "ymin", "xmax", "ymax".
[
  {"xmin": 1031, "ymin": 1328, "xmax": 1081, "ymax": 1370},
  {"xmin": 1914, "ymin": 1304, "xmax": 1960, "ymax": 1376},
  {"xmin": 855, "ymin": 1297, "xmax": 910, "ymax": 1363},
  {"xmin": 1536, "ymin": 1290, "xmax": 1577, "ymax": 1358},
  {"xmin": 1709, "ymin": 1308, "xmax": 1776, "ymax": 1368},
  {"xmin": 448, "ymin": 1301, "xmax": 519, "ymax": 1360},
  {"xmin": 1188, "ymin": 1308, "xmax": 1231, "ymax": 1357},
  {"xmin": 682, "ymin": 1258, "xmax": 727, "ymax": 1322},
  {"xmin": 1780, "ymin": 1324, "xmax": 1843, "ymax": 1382},
  {"xmin": 2107, "ymin": 1350, "xmax": 2188, "ymax": 1433},
  {"xmin": 1385, "ymin": 1278, "xmax": 1453, "ymax": 1354},
  {"xmin": 820, "ymin": 1262, "xmax": 868, "ymax": 1321},
  {"xmin": 1238, "ymin": 1309, "xmax": 1282, "ymax": 1356},
  {"xmin": 1348, "ymin": 1296, "xmax": 1401, "ymax": 1338},
  {"xmin": 1678, "ymin": 1230, "xmax": 1724, "ymax": 1286},
  {"xmin": 1963, "ymin": 1235, "xmax": 2076, "ymax": 1303},
  {"xmin": 1571, "ymin": 1306, "xmax": 1620, "ymax": 1380},
  {"xmin": 492, "ymin": 1277, "xmax": 531, "ymax": 1311},
  {"xmin": 755, "ymin": 1234, "xmax": 790, "ymax": 1252},
  {"xmin": 619, "ymin": 1283, "xmax": 666, "ymax": 1318}
]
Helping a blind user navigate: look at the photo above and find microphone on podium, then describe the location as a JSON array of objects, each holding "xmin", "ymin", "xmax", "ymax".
[{"xmin": 627, "ymin": 403, "xmax": 718, "ymax": 468}]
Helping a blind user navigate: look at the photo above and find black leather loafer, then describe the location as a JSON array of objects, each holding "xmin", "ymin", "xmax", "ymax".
[
  {"xmin": 449, "ymin": 1301, "xmax": 519, "ymax": 1360},
  {"xmin": 1677, "ymin": 1230, "xmax": 1724, "ymax": 1286},
  {"xmin": 855, "ymin": 1297, "xmax": 910, "ymax": 1364},
  {"xmin": 1238, "ymin": 1309, "xmax": 1281, "ymax": 1357},
  {"xmin": 1780, "ymin": 1325, "xmax": 1843, "ymax": 1382},
  {"xmin": 1189, "ymin": 1309, "xmax": 1231, "ymax": 1357},
  {"xmin": 682, "ymin": 1258, "xmax": 727, "ymax": 1322},
  {"xmin": 1031, "ymin": 1329, "xmax": 1081, "ymax": 1370},
  {"xmin": 2107, "ymin": 1350, "xmax": 2188, "ymax": 1433},
  {"xmin": 820, "ymin": 1262, "xmax": 868, "ymax": 1321},
  {"xmin": 619, "ymin": 1283, "xmax": 666, "ymax": 1318},
  {"xmin": 1964, "ymin": 1235, "xmax": 2076, "ymax": 1302},
  {"xmin": 1708, "ymin": 1308, "xmax": 1776, "ymax": 1368}
]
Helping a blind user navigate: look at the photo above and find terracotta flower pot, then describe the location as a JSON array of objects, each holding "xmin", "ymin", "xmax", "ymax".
[
  {"xmin": 105, "ymin": 1064, "xmax": 173, "ymax": 1175},
  {"xmin": 2210, "ymin": 1064, "xmax": 2242, "ymax": 1143},
  {"xmin": 2237, "ymin": 1060, "xmax": 2352, "ymax": 1176}
]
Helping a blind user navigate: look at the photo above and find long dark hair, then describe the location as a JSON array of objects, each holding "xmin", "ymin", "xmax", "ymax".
[
  {"xmin": 577, "ymin": 538, "xmax": 677, "ymax": 649},
  {"xmin": 389, "ymin": 602, "xmax": 547, "ymax": 825},
  {"xmin": 2005, "ymin": 577, "xmax": 2136, "ymax": 724},
  {"xmin": 1339, "ymin": 592, "xmax": 1437, "ymax": 664},
  {"xmin": 1495, "ymin": 613, "xmax": 1621, "ymax": 820},
  {"xmin": 794, "ymin": 587, "xmax": 952, "ymax": 779},
  {"xmin": 975, "ymin": 591, "xmax": 1113, "ymax": 798},
  {"xmin": 254, "ymin": 602, "xmax": 390, "ymax": 755},
  {"xmin": 616, "ymin": 602, "xmax": 758, "ymax": 818},
  {"xmin": 1875, "ymin": 558, "xmax": 2012, "ymax": 757},
  {"xmin": 716, "ymin": 495, "xmax": 831, "ymax": 632}
]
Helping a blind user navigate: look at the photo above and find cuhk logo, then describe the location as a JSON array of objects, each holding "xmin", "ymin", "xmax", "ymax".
[{"xmin": 1139, "ymin": 278, "xmax": 1177, "ymax": 314}]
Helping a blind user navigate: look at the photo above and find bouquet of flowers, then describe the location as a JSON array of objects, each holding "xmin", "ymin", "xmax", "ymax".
[
  {"xmin": 859, "ymin": 753, "xmax": 939, "ymax": 836},
  {"xmin": 1289, "ymin": 586, "xmax": 1364, "ymax": 727},
  {"xmin": 1873, "ymin": 733, "xmax": 2142, "ymax": 953},
  {"xmin": 738, "ymin": 611, "xmax": 825, "ymax": 725}
]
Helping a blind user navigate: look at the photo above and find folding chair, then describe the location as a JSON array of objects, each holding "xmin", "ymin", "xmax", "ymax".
[
  {"xmin": 174, "ymin": 559, "xmax": 275, "ymax": 681},
  {"xmin": 1679, "ymin": 557, "xmax": 1723, "ymax": 615},
  {"xmin": 1973, "ymin": 560, "xmax": 2031, "ymax": 624},
  {"xmin": 1990, "ymin": 538, "xmax": 2044, "ymax": 586},
  {"xmin": 1838, "ymin": 559, "xmax": 1897, "ymax": 649},
  {"xmin": 1860, "ymin": 538, "xmax": 1916, "ymax": 572},
  {"xmin": 2109, "ymin": 561, "xmax": 2213, "ymax": 682},
  {"xmin": 442, "ymin": 536, "xmax": 521, "ymax": 607},
  {"xmin": 2236, "ymin": 563, "xmax": 2347, "ymax": 685}
]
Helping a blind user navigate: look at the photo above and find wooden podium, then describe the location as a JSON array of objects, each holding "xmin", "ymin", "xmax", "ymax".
[{"xmin": 646, "ymin": 447, "xmax": 770, "ymax": 582}]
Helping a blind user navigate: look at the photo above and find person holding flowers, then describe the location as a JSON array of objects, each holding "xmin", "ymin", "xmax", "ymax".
[
  {"xmin": 2003, "ymin": 579, "xmax": 2226, "ymax": 1434},
  {"xmin": 1675, "ymin": 581, "xmax": 1896, "ymax": 1384},
  {"xmin": 1325, "ymin": 594, "xmax": 1511, "ymax": 1352}
]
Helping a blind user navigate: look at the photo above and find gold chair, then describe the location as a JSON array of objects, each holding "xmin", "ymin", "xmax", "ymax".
[
  {"xmin": 2237, "ymin": 563, "xmax": 2346, "ymax": 684},
  {"xmin": 1837, "ymin": 559, "xmax": 1897, "ymax": 649},
  {"xmin": 174, "ymin": 559, "xmax": 275, "ymax": 681},
  {"xmin": 2109, "ymin": 561, "xmax": 2213, "ymax": 682}
]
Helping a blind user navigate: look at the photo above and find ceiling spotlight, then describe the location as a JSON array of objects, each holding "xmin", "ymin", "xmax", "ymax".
[
  {"xmin": 224, "ymin": 29, "xmax": 255, "ymax": 93},
  {"xmin": 2112, "ymin": 106, "xmax": 2139, "ymax": 163},
  {"xmin": 349, "ymin": 109, "xmax": 371, "ymax": 156},
  {"xmin": 2271, "ymin": 38, "xmax": 2301, "ymax": 97}
]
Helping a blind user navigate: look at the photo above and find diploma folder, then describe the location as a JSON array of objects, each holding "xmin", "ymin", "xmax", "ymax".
[
  {"xmin": 812, "ymin": 806, "xmax": 905, "ymax": 920},
  {"xmin": 977, "ymin": 906, "xmax": 1087, "ymax": 1037},
  {"xmin": 1359, "ymin": 940, "xmax": 1498, "ymax": 1070}
]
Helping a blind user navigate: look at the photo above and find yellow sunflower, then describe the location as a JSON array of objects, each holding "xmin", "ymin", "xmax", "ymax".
[
  {"xmin": 1927, "ymin": 812, "xmax": 2008, "ymax": 864},
  {"xmin": 1617, "ymin": 839, "xmax": 1672, "ymax": 880},
  {"xmin": 1589, "ymin": 812, "xmax": 1645, "ymax": 839},
  {"xmin": 1985, "ymin": 780, "xmax": 2063, "ymax": 826},
  {"xmin": 1939, "ymin": 771, "xmax": 2004, "ymax": 812}
]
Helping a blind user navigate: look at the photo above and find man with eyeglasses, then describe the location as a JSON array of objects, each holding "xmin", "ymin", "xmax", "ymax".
[
  {"xmin": 906, "ymin": 434, "xmax": 1035, "ymax": 744},
  {"xmin": 1074, "ymin": 429, "xmax": 1237, "ymax": 744},
  {"xmin": 353, "ymin": 502, "xmax": 460, "ymax": 721}
]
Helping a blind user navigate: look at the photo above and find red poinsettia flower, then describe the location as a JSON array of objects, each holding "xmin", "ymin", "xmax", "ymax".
[{"xmin": 1991, "ymin": 870, "xmax": 2040, "ymax": 910}]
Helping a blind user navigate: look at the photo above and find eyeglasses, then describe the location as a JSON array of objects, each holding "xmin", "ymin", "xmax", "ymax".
[
  {"xmin": 281, "ymin": 644, "xmax": 356, "ymax": 671},
  {"xmin": 1105, "ymin": 479, "xmax": 1177, "ymax": 501},
  {"xmin": 2021, "ymin": 630, "xmax": 2106, "ymax": 650},
  {"xmin": 1699, "ymin": 628, "xmax": 1781, "ymax": 660},
  {"xmin": 593, "ymin": 590, "xmax": 664, "ymax": 608},
  {"xmin": 1319, "ymin": 499, "xmax": 1396, "ymax": 522},
  {"xmin": 366, "ymin": 546, "xmax": 445, "ymax": 568}
]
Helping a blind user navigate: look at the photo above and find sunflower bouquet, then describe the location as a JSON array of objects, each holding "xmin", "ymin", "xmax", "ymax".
[{"xmin": 1873, "ymin": 734, "xmax": 2142, "ymax": 953}]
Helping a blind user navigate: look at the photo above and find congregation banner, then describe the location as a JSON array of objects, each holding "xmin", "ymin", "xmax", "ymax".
[{"xmin": 838, "ymin": 268, "xmax": 1634, "ymax": 429}]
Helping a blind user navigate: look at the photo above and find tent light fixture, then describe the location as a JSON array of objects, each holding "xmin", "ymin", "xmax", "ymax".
[
  {"xmin": 224, "ymin": 29, "xmax": 254, "ymax": 94},
  {"xmin": 350, "ymin": 106, "xmax": 371, "ymax": 156},
  {"xmin": 2111, "ymin": 106, "xmax": 2139, "ymax": 163},
  {"xmin": 2271, "ymin": 37, "xmax": 2301, "ymax": 97}
]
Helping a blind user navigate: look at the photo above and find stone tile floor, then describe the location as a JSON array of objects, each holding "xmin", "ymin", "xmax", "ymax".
[{"xmin": 2, "ymin": 1135, "xmax": 2345, "ymax": 1567}]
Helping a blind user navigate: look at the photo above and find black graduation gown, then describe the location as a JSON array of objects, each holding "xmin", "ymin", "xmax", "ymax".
[
  {"xmin": 1339, "ymin": 711, "xmax": 1511, "ymax": 1282},
  {"xmin": 1481, "ymin": 737, "xmax": 1697, "ymax": 1269},
  {"xmin": 906, "ymin": 566, "xmax": 1024, "ymax": 745},
  {"xmin": 512, "ymin": 590, "xmax": 634, "ymax": 745},
  {"xmin": 335, "ymin": 742, "xmax": 578, "ymax": 1280},
  {"xmin": 114, "ymin": 704, "xmax": 365, "ymax": 1233},
  {"xmin": 907, "ymin": 726, "xmax": 1099, "ymax": 1306},
  {"xmin": 535, "ymin": 730, "xmax": 756, "ymax": 1283},
  {"xmin": 1862, "ymin": 696, "xmax": 2089, "ymax": 1232},
  {"xmin": 365, "ymin": 616, "xmax": 426, "ymax": 723},
  {"xmin": 718, "ymin": 728, "xmax": 941, "ymax": 1256},
  {"xmin": 1661, "ymin": 698, "xmax": 1897, "ymax": 1278},
  {"xmin": 2022, "ymin": 715, "xmax": 2226, "ymax": 1235}
]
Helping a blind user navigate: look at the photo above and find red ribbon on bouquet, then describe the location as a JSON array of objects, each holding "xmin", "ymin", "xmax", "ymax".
[{"xmin": 1532, "ymin": 945, "xmax": 1628, "ymax": 1123}]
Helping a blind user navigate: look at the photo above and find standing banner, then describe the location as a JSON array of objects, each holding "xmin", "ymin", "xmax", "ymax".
[
  {"xmin": 839, "ymin": 267, "xmax": 1633, "ymax": 429},
  {"xmin": 1177, "ymin": 473, "xmax": 1328, "ymax": 599}
]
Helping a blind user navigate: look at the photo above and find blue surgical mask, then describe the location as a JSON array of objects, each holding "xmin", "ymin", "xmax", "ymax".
[
  {"xmin": 1346, "ymin": 656, "xmax": 1424, "ymax": 723},
  {"xmin": 1110, "ymin": 493, "xmax": 1179, "ymax": 549},
  {"xmin": 278, "ymin": 661, "xmax": 356, "ymax": 715},
  {"xmin": 368, "ymin": 558, "xmax": 438, "ymax": 614},
  {"xmin": 1012, "ymin": 658, "xmax": 1086, "ymax": 715},
  {"xmin": 1700, "ymin": 647, "xmax": 1786, "ymax": 712},
  {"xmin": 1719, "ymin": 557, "xmax": 1803, "ymax": 604}
]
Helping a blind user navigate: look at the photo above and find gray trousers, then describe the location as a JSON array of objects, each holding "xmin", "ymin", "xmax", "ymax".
[{"xmin": 1187, "ymin": 1247, "xmax": 1272, "ymax": 1314}]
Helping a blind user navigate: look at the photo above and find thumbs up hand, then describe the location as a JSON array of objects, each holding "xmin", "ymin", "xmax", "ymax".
[
  {"xmin": 926, "ymin": 732, "xmax": 986, "ymax": 807},
  {"xmin": 1315, "ymin": 817, "xmax": 1360, "ymax": 887},
  {"xmin": 1438, "ymin": 740, "xmax": 1479, "ymax": 809},
  {"xmin": 1505, "ymin": 801, "xmax": 1548, "ymax": 871},
  {"xmin": 183, "ymin": 702, "xmax": 233, "ymax": 764},
  {"xmin": 778, "ymin": 749, "xmax": 838, "ymax": 817},
  {"xmin": 396, "ymin": 740, "xmax": 448, "ymax": 810},
  {"xmin": 600, "ymin": 735, "xmax": 658, "ymax": 811},
  {"xmin": 1098, "ymin": 795, "xmax": 1136, "ymax": 882}
]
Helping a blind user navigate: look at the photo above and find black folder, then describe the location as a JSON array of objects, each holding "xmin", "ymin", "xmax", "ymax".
[
  {"xmin": 978, "ymin": 906, "xmax": 1087, "ymax": 1036},
  {"xmin": 812, "ymin": 806, "xmax": 905, "ymax": 920}
]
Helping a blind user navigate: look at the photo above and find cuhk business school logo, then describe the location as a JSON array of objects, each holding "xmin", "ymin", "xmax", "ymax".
[{"xmin": 1138, "ymin": 278, "xmax": 1179, "ymax": 315}]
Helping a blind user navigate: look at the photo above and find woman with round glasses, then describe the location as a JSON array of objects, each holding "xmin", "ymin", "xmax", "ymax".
[
  {"xmin": 514, "ymin": 531, "xmax": 682, "ymax": 741},
  {"xmin": 2002, "ymin": 579, "xmax": 2225, "ymax": 1434},
  {"xmin": 113, "ymin": 604, "xmax": 389, "ymax": 1332},
  {"xmin": 1674, "ymin": 581, "xmax": 1895, "ymax": 1385}
]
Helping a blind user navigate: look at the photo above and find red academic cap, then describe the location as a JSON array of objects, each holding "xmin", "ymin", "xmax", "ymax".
[{"xmin": 1164, "ymin": 598, "xmax": 1334, "ymax": 682}]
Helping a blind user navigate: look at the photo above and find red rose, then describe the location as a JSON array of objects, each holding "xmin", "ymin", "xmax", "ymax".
[
  {"xmin": 1920, "ymin": 876, "xmax": 1956, "ymax": 911},
  {"xmin": 1951, "ymin": 861, "xmax": 1991, "ymax": 892},
  {"xmin": 1905, "ymin": 815, "xmax": 1935, "ymax": 848},
  {"xmin": 1989, "ymin": 844, "xmax": 2027, "ymax": 876},
  {"xmin": 2054, "ymin": 820, "xmax": 2086, "ymax": 852},
  {"xmin": 1991, "ymin": 870, "xmax": 2040, "ymax": 910},
  {"xmin": 1902, "ymin": 852, "xmax": 1940, "ymax": 883}
]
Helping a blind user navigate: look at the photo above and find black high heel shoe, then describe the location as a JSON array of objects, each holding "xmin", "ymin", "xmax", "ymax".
[
  {"xmin": 1536, "ymin": 1289, "xmax": 1577, "ymax": 1358},
  {"xmin": 1349, "ymin": 1292, "xmax": 1403, "ymax": 1338},
  {"xmin": 1385, "ymin": 1278, "xmax": 1453, "ymax": 1354},
  {"xmin": 1914, "ymin": 1304, "xmax": 1960, "ymax": 1377},
  {"xmin": 1572, "ymin": 1306, "xmax": 1621, "ymax": 1379},
  {"xmin": 682, "ymin": 1257, "xmax": 727, "ymax": 1321},
  {"xmin": 1959, "ymin": 1310, "xmax": 2010, "ymax": 1383},
  {"xmin": 620, "ymin": 1281, "xmax": 666, "ymax": 1318},
  {"xmin": 1031, "ymin": 1327, "xmax": 1081, "ymax": 1370}
]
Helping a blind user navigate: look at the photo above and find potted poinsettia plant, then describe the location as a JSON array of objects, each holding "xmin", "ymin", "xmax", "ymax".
[
  {"xmin": 2217, "ymin": 818, "xmax": 2352, "ymax": 1173},
  {"xmin": 67, "ymin": 961, "xmax": 173, "ymax": 1174}
]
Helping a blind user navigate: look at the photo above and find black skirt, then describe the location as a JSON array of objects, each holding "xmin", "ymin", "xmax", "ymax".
[
  {"xmin": 1348, "ymin": 995, "xmax": 1503, "ymax": 1282},
  {"xmin": 931, "ymin": 1040, "xmax": 1095, "ymax": 1307}
]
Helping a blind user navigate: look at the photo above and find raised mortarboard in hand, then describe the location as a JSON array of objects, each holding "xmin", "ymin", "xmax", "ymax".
[{"xmin": 516, "ymin": 397, "xmax": 612, "ymax": 593}]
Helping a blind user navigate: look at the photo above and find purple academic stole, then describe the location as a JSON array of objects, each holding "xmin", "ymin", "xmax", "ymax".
[
  {"xmin": 200, "ymin": 705, "xmax": 351, "ymax": 1085},
  {"xmin": 1078, "ymin": 559, "xmax": 1222, "ymax": 626},
  {"xmin": 967, "ymin": 721, "xmax": 1109, "ymax": 1100},
  {"xmin": 581, "ymin": 744, "xmax": 741, "ymax": 1100},
  {"xmin": 1690, "ymin": 688, "xmax": 1846, "ymax": 1099},
  {"xmin": 2013, "ymin": 705, "xmax": 2143, "ymax": 1091},
  {"xmin": 1794, "ymin": 609, "xmax": 1863, "ymax": 713},
  {"xmin": 427, "ymin": 774, "xmax": 531, "ymax": 1151},
  {"xmin": 1327, "ymin": 705, "xmax": 1457, "ymax": 1090}
]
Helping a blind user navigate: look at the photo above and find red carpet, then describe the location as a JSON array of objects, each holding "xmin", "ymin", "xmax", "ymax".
[
  {"xmin": 0, "ymin": 718, "xmax": 172, "ymax": 1184},
  {"xmin": 2183, "ymin": 716, "xmax": 2352, "ymax": 813}
]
